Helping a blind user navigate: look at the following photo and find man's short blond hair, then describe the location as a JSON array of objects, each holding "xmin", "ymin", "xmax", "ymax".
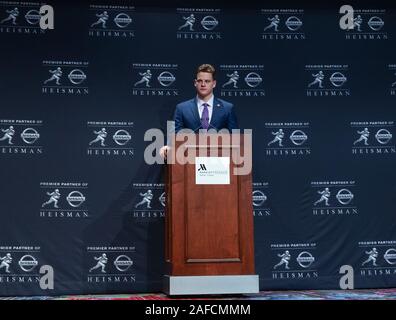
[{"xmin": 196, "ymin": 64, "xmax": 216, "ymax": 80}]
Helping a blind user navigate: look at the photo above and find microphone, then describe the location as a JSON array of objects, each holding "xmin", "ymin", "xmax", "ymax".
[
  {"xmin": 178, "ymin": 124, "xmax": 205, "ymax": 133},
  {"xmin": 193, "ymin": 124, "xmax": 203, "ymax": 133},
  {"xmin": 206, "ymin": 121, "xmax": 218, "ymax": 131},
  {"xmin": 195, "ymin": 119, "xmax": 218, "ymax": 132},
  {"xmin": 193, "ymin": 123, "xmax": 218, "ymax": 133}
]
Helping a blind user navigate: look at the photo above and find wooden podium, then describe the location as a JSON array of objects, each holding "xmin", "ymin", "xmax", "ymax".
[{"xmin": 163, "ymin": 133, "xmax": 259, "ymax": 295}]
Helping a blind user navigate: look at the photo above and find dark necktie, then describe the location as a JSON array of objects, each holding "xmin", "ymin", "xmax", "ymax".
[{"xmin": 201, "ymin": 103, "xmax": 209, "ymax": 129}]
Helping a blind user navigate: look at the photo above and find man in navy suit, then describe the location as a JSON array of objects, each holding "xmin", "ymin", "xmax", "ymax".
[{"xmin": 160, "ymin": 64, "xmax": 238, "ymax": 158}]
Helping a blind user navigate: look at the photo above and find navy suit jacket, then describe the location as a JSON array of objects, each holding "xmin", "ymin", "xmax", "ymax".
[{"xmin": 173, "ymin": 97, "xmax": 239, "ymax": 133}]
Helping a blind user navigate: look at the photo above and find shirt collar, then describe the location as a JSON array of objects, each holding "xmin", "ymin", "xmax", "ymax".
[{"xmin": 197, "ymin": 95, "xmax": 214, "ymax": 108}]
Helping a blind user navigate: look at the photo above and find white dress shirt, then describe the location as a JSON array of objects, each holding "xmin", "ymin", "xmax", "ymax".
[{"xmin": 197, "ymin": 95, "xmax": 214, "ymax": 124}]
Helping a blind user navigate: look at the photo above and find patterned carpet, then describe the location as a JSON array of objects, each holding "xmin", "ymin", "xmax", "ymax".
[{"xmin": 2, "ymin": 289, "xmax": 396, "ymax": 300}]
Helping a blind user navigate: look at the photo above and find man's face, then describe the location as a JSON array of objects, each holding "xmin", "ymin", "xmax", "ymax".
[{"xmin": 194, "ymin": 72, "xmax": 216, "ymax": 99}]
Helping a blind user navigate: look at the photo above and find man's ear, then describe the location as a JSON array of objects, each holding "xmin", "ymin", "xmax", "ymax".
[{"xmin": 213, "ymin": 80, "xmax": 217, "ymax": 88}]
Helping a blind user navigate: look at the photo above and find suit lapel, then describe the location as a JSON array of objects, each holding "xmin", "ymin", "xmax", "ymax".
[
  {"xmin": 191, "ymin": 98, "xmax": 201, "ymax": 127},
  {"xmin": 210, "ymin": 98, "xmax": 222, "ymax": 127}
]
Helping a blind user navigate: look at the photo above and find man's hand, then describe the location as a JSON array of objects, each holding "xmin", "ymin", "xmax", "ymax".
[{"xmin": 160, "ymin": 146, "xmax": 170, "ymax": 159}]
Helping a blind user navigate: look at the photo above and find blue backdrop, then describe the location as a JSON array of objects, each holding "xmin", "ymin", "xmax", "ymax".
[{"xmin": 0, "ymin": 0, "xmax": 396, "ymax": 295}]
